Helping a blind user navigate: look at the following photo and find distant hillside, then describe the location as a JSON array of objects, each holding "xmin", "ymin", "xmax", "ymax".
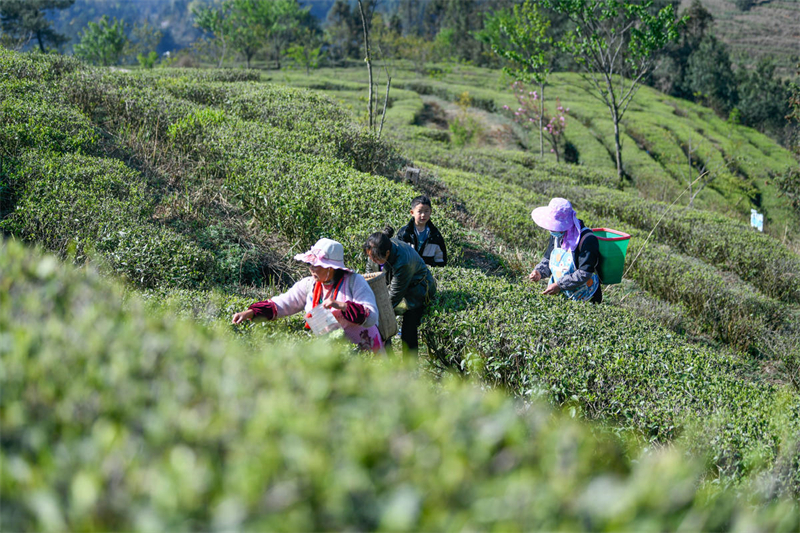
[
  {"xmin": 47, "ymin": 0, "xmax": 341, "ymax": 53},
  {"xmin": 680, "ymin": 0, "xmax": 800, "ymax": 75},
  {"xmin": 45, "ymin": 0, "xmax": 799, "ymax": 76},
  {"xmin": 48, "ymin": 0, "xmax": 201, "ymax": 53}
]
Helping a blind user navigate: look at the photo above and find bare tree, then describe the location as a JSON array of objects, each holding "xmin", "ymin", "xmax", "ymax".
[
  {"xmin": 357, "ymin": 0, "xmax": 392, "ymax": 140},
  {"xmin": 545, "ymin": 0, "xmax": 682, "ymax": 185},
  {"xmin": 356, "ymin": 0, "xmax": 376, "ymax": 130},
  {"xmin": 377, "ymin": 57, "xmax": 392, "ymax": 140}
]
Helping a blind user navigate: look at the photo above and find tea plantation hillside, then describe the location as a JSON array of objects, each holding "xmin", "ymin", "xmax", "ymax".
[
  {"xmin": 278, "ymin": 63, "xmax": 799, "ymax": 239},
  {"xmin": 5, "ymin": 239, "xmax": 800, "ymax": 531},
  {"xmin": 2, "ymin": 49, "xmax": 800, "ymax": 525}
]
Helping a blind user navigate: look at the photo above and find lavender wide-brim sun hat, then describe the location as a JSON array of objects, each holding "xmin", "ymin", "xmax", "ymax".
[
  {"xmin": 294, "ymin": 238, "xmax": 353, "ymax": 272},
  {"xmin": 530, "ymin": 197, "xmax": 577, "ymax": 231}
]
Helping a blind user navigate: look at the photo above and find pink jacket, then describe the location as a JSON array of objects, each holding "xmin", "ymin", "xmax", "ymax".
[{"xmin": 269, "ymin": 272, "xmax": 383, "ymax": 352}]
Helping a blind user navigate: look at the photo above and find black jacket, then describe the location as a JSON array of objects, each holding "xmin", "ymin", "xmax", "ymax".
[
  {"xmin": 366, "ymin": 239, "xmax": 437, "ymax": 310},
  {"xmin": 534, "ymin": 220, "xmax": 602, "ymax": 303},
  {"xmin": 396, "ymin": 218, "xmax": 447, "ymax": 267}
]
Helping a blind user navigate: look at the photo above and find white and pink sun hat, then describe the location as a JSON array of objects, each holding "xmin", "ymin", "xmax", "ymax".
[
  {"xmin": 531, "ymin": 197, "xmax": 582, "ymax": 251},
  {"xmin": 294, "ymin": 238, "xmax": 353, "ymax": 271}
]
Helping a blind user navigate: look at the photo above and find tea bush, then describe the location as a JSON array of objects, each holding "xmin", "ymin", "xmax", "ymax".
[
  {"xmin": 627, "ymin": 242, "xmax": 789, "ymax": 354},
  {"xmin": 95, "ymin": 222, "xmax": 214, "ymax": 289},
  {"xmin": 3, "ymin": 238, "xmax": 799, "ymax": 531},
  {"xmin": 0, "ymin": 48, "xmax": 82, "ymax": 83},
  {"xmin": 408, "ymin": 143, "xmax": 618, "ymax": 189},
  {"xmin": 157, "ymin": 78, "xmax": 402, "ymax": 175},
  {"xmin": 0, "ymin": 151, "xmax": 146, "ymax": 256},
  {"xmin": 0, "ymin": 151, "xmax": 214, "ymax": 289},
  {"xmin": 420, "ymin": 267, "xmax": 800, "ymax": 491},
  {"xmin": 140, "ymin": 285, "xmax": 307, "ymax": 344},
  {"xmin": 401, "ymin": 80, "xmax": 498, "ymax": 112},
  {"xmin": 140, "ymin": 67, "xmax": 262, "ymax": 83},
  {"xmin": 154, "ymin": 79, "xmax": 350, "ymax": 125},
  {"xmin": 60, "ymin": 70, "xmax": 403, "ymax": 177},
  {"xmin": 0, "ymin": 86, "xmax": 98, "ymax": 157},
  {"xmin": 62, "ymin": 70, "xmax": 202, "ymax": 139}
]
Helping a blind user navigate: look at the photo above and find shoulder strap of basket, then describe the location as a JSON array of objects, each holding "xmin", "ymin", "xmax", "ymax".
[
  {"xmin": 578, "ymin": 227, "xmax": 593, "ymax": 250},
  {"xmin": 578, "ymin": 228, "xmax": 601, "ymax": 273}
]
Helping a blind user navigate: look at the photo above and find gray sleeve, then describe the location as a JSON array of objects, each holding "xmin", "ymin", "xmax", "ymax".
[
  {"xmin": 557, "ymin": 269, "xmax": 592, "ymax": 290},
  {"xmin": 535, "ymin": 237, "xmax": 554, "ymax": 278},
  {"xmin": 534, "ymin": 257, "xmax": 552, "ymax": 279}
]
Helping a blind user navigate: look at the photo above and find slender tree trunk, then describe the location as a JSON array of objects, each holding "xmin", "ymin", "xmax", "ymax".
[
  {"xmin": 36, "ymin": 32, "xmax": 46, "ymax": 53},
  {"xmin": 689, "ymin": 180, "xmax": 706, "ymax": 208},
  {"xmin": 613, "ymin": 113, "xmax": 623, "ymax": 184},
  {"xmin": 357, "ymin": 0, "xmax": 374, "ymax": 130},
  {"xmin": 688, "ymin": 150, "xmax": 693, "ymax": 208},
  {"xmin": 602, "ymin": 73, "xmax": 625, "ymax": 185},
  {"xmin": 608, "ymin": 93, "xmax": 623, "ymax": 184},
  {"xmin": 539, "ymin": 81, "xmax": 545, "ymax": 159},
  {"xmin": 218, "ymin": 38, "xmax": 227, "ymax": 68},
  {"xmin": 378, "ymin": 73, "xmax": 392, "ymax": 140}
]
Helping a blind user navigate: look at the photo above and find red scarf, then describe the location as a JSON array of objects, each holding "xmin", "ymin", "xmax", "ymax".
[{"xmin": 304, "ymin": 275, "xmax": 345, "ymax": 329}]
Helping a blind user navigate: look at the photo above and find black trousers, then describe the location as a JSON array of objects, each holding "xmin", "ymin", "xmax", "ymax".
[{"xmin": 400, "ymin": 306, "xmax": 425, "ymax": 355}]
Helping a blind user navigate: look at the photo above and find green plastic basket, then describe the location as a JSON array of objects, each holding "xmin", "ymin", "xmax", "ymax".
[{"xmin": 592, "ymin": 228, "xmax": 631, "ymax": 285}]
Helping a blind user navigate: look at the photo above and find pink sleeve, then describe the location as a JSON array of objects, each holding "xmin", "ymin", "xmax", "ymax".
[
  {"xmin": 342, "ymin": 301, "xmax": 368, "ymax": 324},
  {"xmin": 248, "ymin": 300, "xmax": 277, "ymax": 320}
]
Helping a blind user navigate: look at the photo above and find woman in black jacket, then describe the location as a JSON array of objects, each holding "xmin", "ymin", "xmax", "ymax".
[
  {"xmin": 528, "ymin": 198, "xmax": 602, "ymax": 303},
  {"xmin": 365, "ymin": 226, "xmax": 437, "ymax": 354}
]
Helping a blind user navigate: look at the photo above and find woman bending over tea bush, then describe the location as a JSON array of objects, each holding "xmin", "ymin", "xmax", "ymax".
[
  {"xmin": 529, "ymin": 198, "xmax": 602, "ymax": 304},
  {"xmin": 365, "ymin": 226, "xmax": 437, "ymax": 355},
  {"xmin": 232, "ymin": 238, "xmax": 383, "ymax": 352}
]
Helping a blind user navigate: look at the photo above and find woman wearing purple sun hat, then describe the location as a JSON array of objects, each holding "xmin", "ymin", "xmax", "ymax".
[{"xmin": 528, "ymin": 198, "xmax": 602, "ymax": 303}]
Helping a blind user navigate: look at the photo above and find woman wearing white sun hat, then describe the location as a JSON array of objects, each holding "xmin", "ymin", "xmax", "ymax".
[
  {"xmin": 528, "ymin": 198, "xmax": 602, "ymax": 303},
  {"xmin": 232, "ymin": 238, "xmax": 383, "ymax": 352}
]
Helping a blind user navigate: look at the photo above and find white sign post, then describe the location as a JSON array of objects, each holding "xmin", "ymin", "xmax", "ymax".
[{"xmin": 750, "ymin": 209, "xmax": 764, "ymax": 232}]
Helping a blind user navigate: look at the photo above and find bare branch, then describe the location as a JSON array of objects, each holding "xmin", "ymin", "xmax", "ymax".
[
  {"xmin": 378, "ymin": 64, "xmax": 391, "ymax": 140},
  {"xmin": 356, "ymin": 0, "xmax": 374, "ymax": 130}
]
